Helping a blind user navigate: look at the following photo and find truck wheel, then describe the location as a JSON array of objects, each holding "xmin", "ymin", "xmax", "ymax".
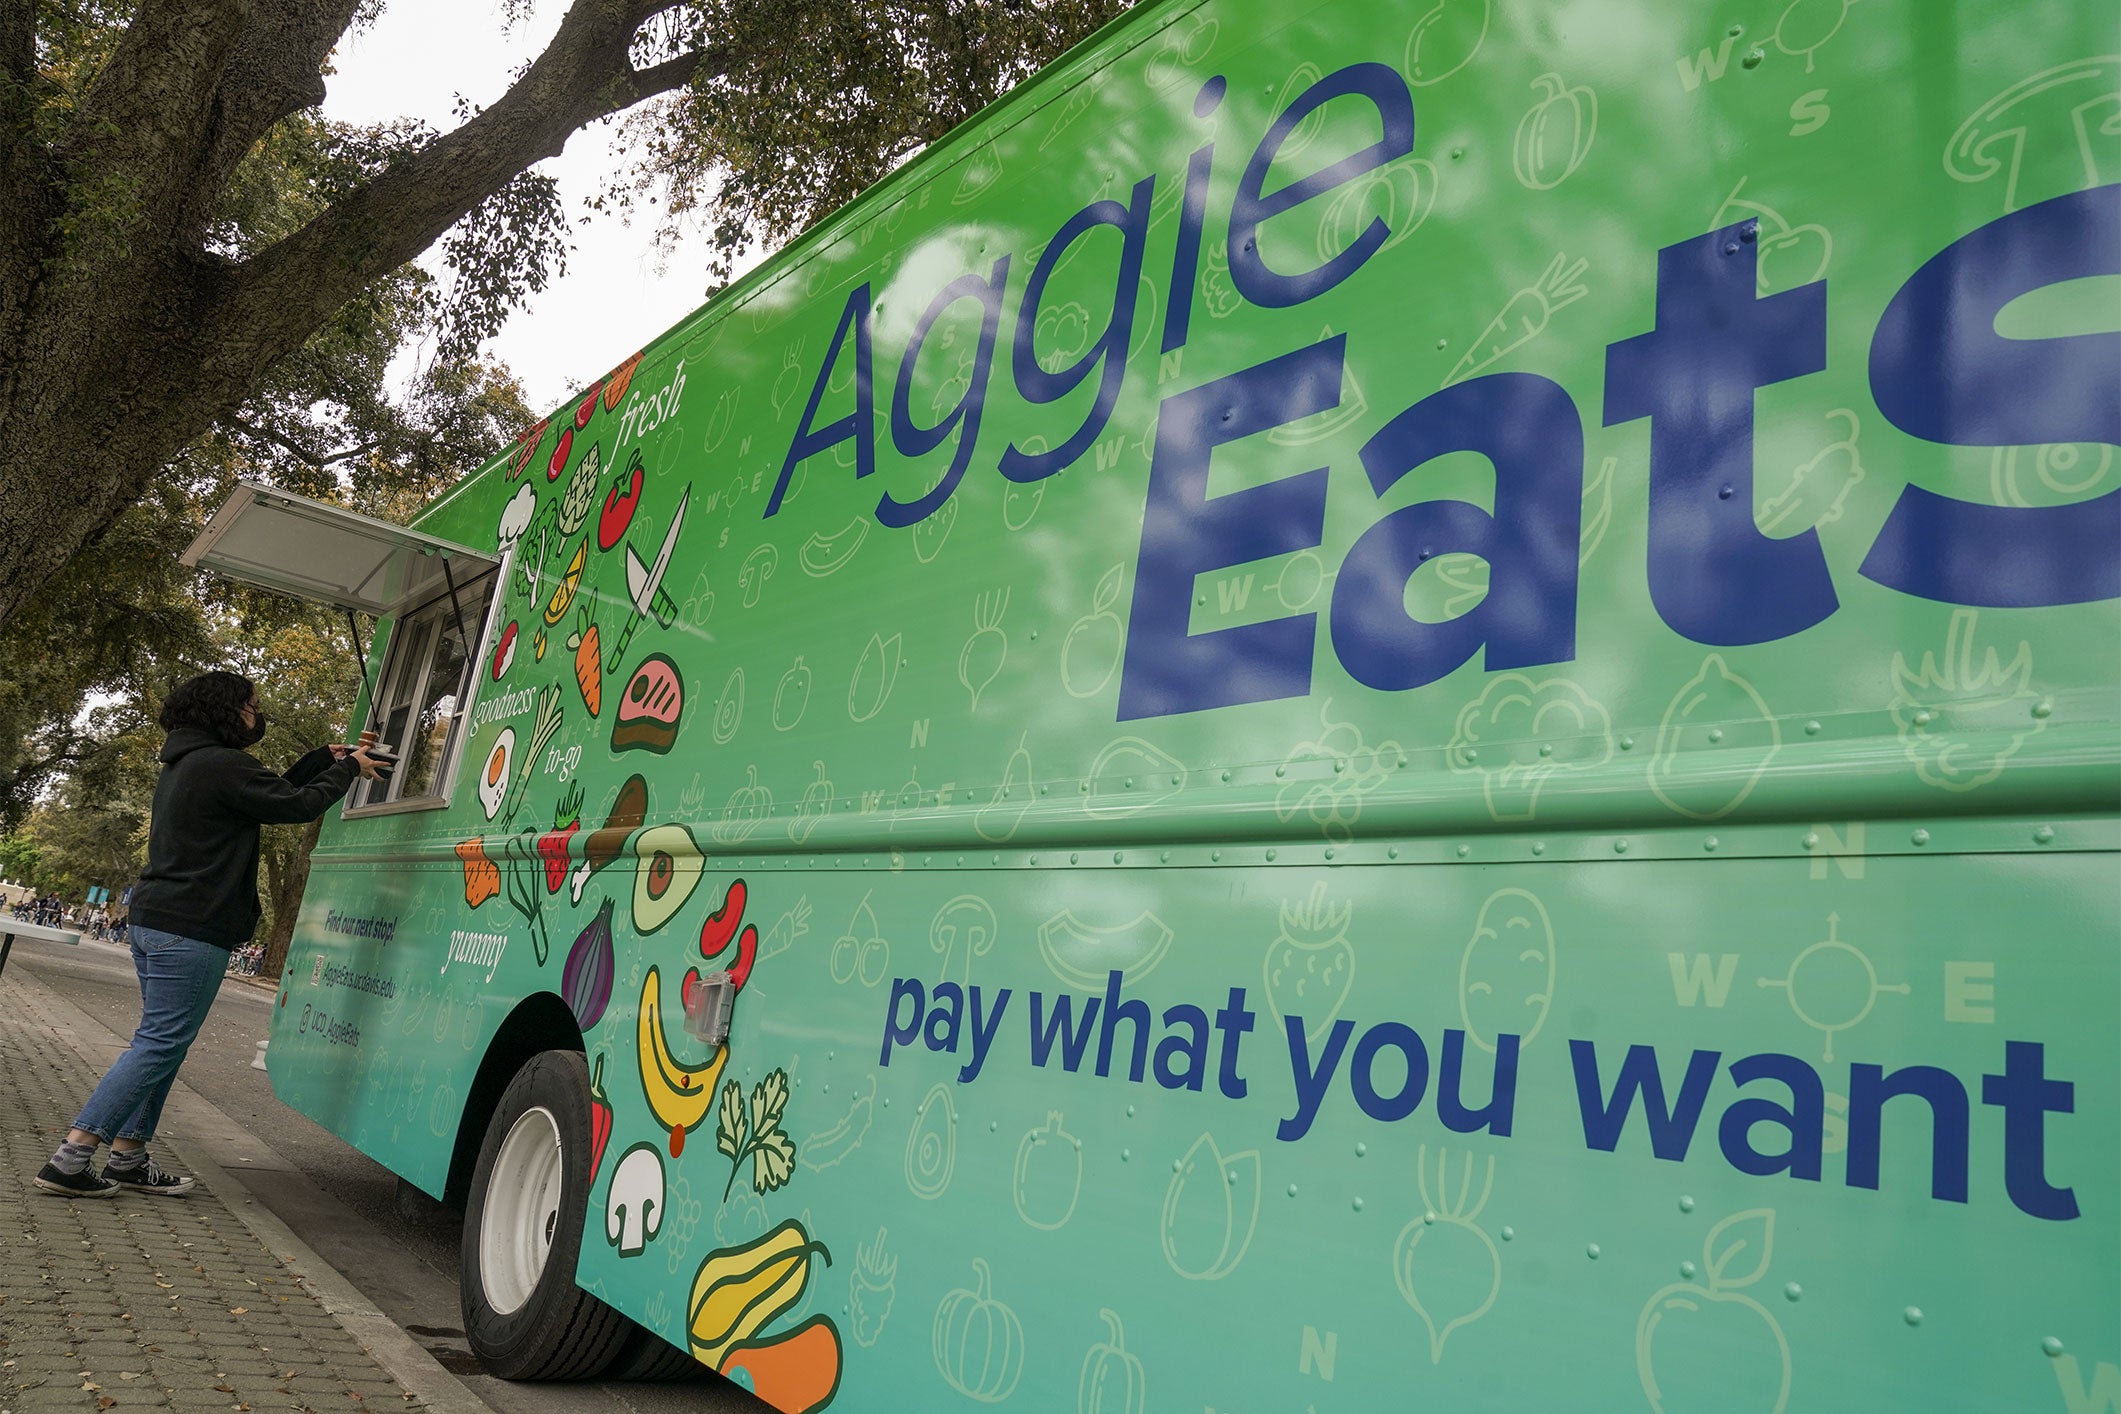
[
  {"xmin": 605, "ymin": 1321, "xmax": 710, "ymax": 1382},
  {"xmin": 459, "ymin": 1049, "xmax": 629, "ymax": 1380}
]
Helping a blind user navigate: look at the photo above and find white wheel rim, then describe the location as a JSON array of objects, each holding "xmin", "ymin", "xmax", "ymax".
[{"xmin": 478, "ymin": 1105, "xmax": 565, "ymax": 1316}]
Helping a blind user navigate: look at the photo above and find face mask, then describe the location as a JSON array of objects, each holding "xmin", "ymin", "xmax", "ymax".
[{"xmin": 238, "ymin": 709, "xmax": 268, "ymax": 747}]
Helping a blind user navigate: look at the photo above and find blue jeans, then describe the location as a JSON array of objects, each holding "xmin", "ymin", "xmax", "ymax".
[{"xmin": 69, "ymin": 925, "xmax": 228, "ymax": 1143}]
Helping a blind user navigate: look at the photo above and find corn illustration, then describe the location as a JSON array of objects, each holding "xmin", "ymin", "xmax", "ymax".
[{"xmin": 687, "ymin": 1219, "xmax": 833, "ymax": 1368}]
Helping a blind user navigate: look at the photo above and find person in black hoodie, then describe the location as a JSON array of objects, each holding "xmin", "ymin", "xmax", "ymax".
[{"xmin": 33, "ymin": 671, "xmax": 384, "ymax": 1199}]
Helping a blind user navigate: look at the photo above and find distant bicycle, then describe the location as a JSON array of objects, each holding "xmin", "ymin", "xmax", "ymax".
[{"xmin": 226, "ymin": 944, "xmax": 265, "ymax": 977}]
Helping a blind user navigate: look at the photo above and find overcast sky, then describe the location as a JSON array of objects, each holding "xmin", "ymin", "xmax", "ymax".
[{"xmin": 323, "ymin": 2, "xmax": 758, "ymax": 414}]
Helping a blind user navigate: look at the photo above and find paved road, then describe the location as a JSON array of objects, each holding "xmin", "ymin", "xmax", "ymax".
[{"xmin": 7, "ymin": 931, "xmax": 762, "ymax": 1414}]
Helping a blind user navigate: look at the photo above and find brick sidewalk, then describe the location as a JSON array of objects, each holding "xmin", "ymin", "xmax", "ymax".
[{"xmin": 0, "ymin": 973, "xmax": 449, "ymax": 1414}]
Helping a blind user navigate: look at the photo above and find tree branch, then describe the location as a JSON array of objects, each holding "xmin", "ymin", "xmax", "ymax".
[
  {"xmin": 175, "ymin": 0, "xmax": 369, "ymax": 241},
  {"xmin": 224, "ymin": 0, "xmax": 736, "ymax": 364},
  {"xmin": 60, "ymin": 1, "xmax": 250, "ymax": 212},
  {"xmin": 225, "ymin": 412, "xmax": 386, "ymax": 469}
]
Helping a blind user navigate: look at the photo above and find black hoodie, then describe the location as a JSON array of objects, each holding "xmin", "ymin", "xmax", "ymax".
[{"xmin": 127, "ymin": 727, "xmax": 361, "ymax": 949}]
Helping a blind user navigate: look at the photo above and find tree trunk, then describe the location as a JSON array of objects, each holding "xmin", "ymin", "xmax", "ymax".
[{"xmin": 259, "ymin": 816, "xmax": 323, "ymax": 981}]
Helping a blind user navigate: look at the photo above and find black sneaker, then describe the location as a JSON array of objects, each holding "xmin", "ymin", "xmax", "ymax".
[
  {"xmin": 33, "ymin": 1162, "xmax": 120, "ymax": 1198},
  {"xmin": 102, "ymin": 1156, "xmax": 196, "ymax": 1196}
]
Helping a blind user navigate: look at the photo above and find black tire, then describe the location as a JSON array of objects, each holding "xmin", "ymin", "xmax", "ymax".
[
  {"xmin": 459, "ymin": 1049, "xmax": 630, "ymax": 1381},
  {"xmin": 604, "ymin": 1320, "xmax": 711, "ymax": 1382}
]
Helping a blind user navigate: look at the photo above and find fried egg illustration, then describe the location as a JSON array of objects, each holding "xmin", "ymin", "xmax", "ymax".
[{"xmin": 478, "ymin": 727, "xmax": 515, "ymax": 821}]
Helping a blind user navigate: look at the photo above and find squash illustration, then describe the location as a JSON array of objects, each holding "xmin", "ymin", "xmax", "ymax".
[
  {"xmin": 932, "ymin": 1259, "xmax": 1023, "ymax": 1402},
  {"xmin": 1512, "ymin": 72, "xmax": 1597, "ymax": 191},
  {"xmin": 1077, "ymin": 1309, "xmax": 1146, "ymax": 1414},
  {"xmin": 1012, "ymin": 1112, "xmax": 1081, "ymax": 1231}
]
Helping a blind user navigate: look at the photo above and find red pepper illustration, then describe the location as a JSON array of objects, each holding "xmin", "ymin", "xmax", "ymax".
[
  {"xmin": 539, "ymin": 820, "xmax": 579, "ymax": 893},
  {"xmin": 588, "ymin": 1052, "xmax": 613, "ymax": 1183}
]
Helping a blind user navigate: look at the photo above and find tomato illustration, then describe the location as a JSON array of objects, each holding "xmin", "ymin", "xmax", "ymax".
[{"xmin": 599, "ymin": 450, "xmax": 644, "ymax": 551}]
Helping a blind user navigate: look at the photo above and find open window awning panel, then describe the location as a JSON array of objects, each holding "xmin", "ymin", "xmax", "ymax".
[{"xmin": 181, "ymin": 482, "xmax": 498, "ymax": 615}]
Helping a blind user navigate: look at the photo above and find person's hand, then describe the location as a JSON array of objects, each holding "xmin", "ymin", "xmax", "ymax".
[
  {"xmin": 349, "ymin": 746, "xmax": 386, "ymax": 780},
  {"xmin": 327, "ymin": 743, "xmax": 351, "ymax": 760}
]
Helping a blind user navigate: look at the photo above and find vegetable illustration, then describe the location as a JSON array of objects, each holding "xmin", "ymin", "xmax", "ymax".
[
  {"xmin": 1445, "ymin": 251, "xmax": 1589, "ymax": 386},
  {"xmin": 1448, "ymin": 674, "xmax": 1615, "ymax": 822},
  {"xmin": 567, "ymin": 609, "xmax": 602, "ymax": 716},
  {"xmin": 1160, "ymin": 1133, "xmax": 1259, "ymax": 1281},
  {"xmin": 544, "ymin": 538, "xmax": 588, "ymax": 625},
  {"xmin": 932, "ymin": 1259, "xmax": 1023, "ymax": 1403},
  {"xmin": 798, "ymin": 1075, "xmax": 874, "ymax": 1173},
  {"xmin": 715, "ymin": 1068, "xmax": 796, "ymax": 1199},
  {"xmin": 1648, "ymin": 656, "xmax": 1783, "ymax": 820},
  {"xmin": 603, "ymin": 351, "xmax": 643, "ymax": 410},
  {"xmin": 637, "ymin": 965, "xmax": 726, "ymax": 1156},
  {"xmin": 974, "ymin": 735, "xmax": 1033, "ymax": 844},
  {"xmin": 1082, "ymin": 736, "xmax": 1186, "ymax": 818},
  {"xmin": 1394, "ymin": 1147, "xmax": 1502, "ymax": 1364},
  {"xmin": 540, "ymin": 781, "xmax": 584, "ymax": 893},
  {"xmin": 604, "ymin": 1140, "xmax": 664, "ymax": 1257},
  {"xmin": 547, "ymin": 425, "xmax": 574, "ymax": 481},
  {"xmin": 501, "ymin": 685, "xmax": 564, "ymax": 826},
  {"xmin": 1404, "ymin": 0, "xmax": 1488, "ymax": 85},
  {"xmin": 712, "ymin": 766, "xmax": 772, "ymax": 846},
  {"xmin": 1889, "ymin": 609, "xmax": 2044, "ymax": 791},
  {"xmin": 719, "ymin": 1315, "xmax": 842, "ymax": 1412},
  {"xmin": 846, "ymin": 632, "xmax": 903, "ymax": 723},
  {"xmin": 456, "ymin": 837, "xmax": 500, "ymax": 909},
  {"xmin": 1262, "ymin": 883, "xmax": 1356, "ymax": 1045},
  {"xmin": 848, "ymin": 1227, "xmax": 897, "ymax": 1348},
  {"xmin": 1759, "ymin": 409, "xmax": 1865, "ymax": 536},
  {"xmin": 1774, "ymin": 0, "xmax": 1857, "ymax": 71},
  {"xmin": 557, "ymin": 440, "xmax": 601, "ymax": 538},
  {"xmin": 738, "ymin": 543, "xmax": 778, "ymax": 609},
  {"xmin": 506, "ymin": 417, "xmax": 549, "ymax": 480},
  {"xmin": 688, "ymin": 1220, "xmax": 832, "ymax": 1368},
  {"xmin": 1078, "ymin": 1310, "xmax": 1145, "ymax": 1414},
  {"xmin": 598, "ymin": 448, "xmax": 644, "ymax": 551},
  {"xmin": 1713, "ymin": 178, "xmax": 1831, "ymax": 295},
  {"xmin": 1061, "ymin": 564, "xmax": 1126, "ymax": 698},
  {"xmin": 501, "ymin": 831, "xmax": 551, "ymax": 966},
  {"xmin": 790, "ymin": 760, "xmax": 833, "ymax": 844},
  {"xmin": 490, "ymin": 620, "xmax": 519, "ymax": 681},
  {"xmin": 587, "ymin": 1051, "xmax": 614, "ymax": 1181},
  {"xmin": 956, "ymin": 587, "xmax": 1009, "ymax": 710},
  {"xmin": 1636, "ymin": 1209, "xmax": 1791, "ymax": 1413},
  {"xmin": 1012, "ymin": 1112, "xmax": 1081, "ymax": 1231},
  {"xmin": 562, "ymin": 898, "xmax": 617, "ymax": 1030},
  {"xmin": 773, "ymin": 656, "xmax": 811, "ymax": 731},
  {"xmin": 830, "ymin": 893, "xmax": 890, "ymax": 987},
  {"xmin": 711, "ymin": 666, "xmax": 744, "ymax": 744},
  {"xmin": 1512, "ymin": 73, "xmax": 1597, "ymax": 190},
  {"xmin": 1459, "ymin": 888, "xmax": 1556, "ymax": 1053}
]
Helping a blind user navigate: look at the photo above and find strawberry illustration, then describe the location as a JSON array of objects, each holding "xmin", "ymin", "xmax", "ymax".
[{"xmin": 1262, "ymin": 882, "xmax": 1356, "ymax": 1045}]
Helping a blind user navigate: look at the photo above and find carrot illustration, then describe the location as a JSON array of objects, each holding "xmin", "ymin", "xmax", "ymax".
[{"xmin": 568, "ymin": 607, "xmax": 602, "ymax": 717}]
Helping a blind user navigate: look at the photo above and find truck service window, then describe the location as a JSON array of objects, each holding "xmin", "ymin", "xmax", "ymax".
[{"xmin": 351, "ymin": 568, "xmax": 498, "ymax": 810}]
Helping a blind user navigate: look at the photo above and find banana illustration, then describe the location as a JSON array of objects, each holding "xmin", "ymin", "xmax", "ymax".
[
  {"xmin": 798, "ymin": 1075, "xmax": 875, "ymax": 1172},
  {"xmin": 637, "ymin": 966, "xmax": 725, "ymax": 1152},
  {"xmin": 688, "ymin": 1219, "xmax": 832, "ymax": 1366}
]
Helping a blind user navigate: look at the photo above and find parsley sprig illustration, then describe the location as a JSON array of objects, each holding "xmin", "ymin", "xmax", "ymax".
[{"xmin": 715, "ymin": 1067, "xmax": 796, "ymax": 1199}]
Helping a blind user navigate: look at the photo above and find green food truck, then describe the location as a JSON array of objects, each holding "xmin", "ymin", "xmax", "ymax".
[{"xmin": 182, "ymin": 0, "xmax": 2119, "ymax": 1406}]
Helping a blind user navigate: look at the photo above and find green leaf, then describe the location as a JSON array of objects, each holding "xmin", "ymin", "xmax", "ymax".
[
  {"xmin": 715, "ymin": 1079, "xmax": 745, "ymax": 1162},
  {"xmin": 752, "ymin": 1127, "xmax": 796, "ymax": 1195}
]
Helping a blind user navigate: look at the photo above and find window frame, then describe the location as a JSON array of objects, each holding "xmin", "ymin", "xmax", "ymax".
[{"xmin": 342, "ymin": 549, "xmax": 511, "ymax": 819}]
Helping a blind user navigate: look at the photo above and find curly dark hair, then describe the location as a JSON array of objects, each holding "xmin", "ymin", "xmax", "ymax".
[{"xmin": 159, "ymin": 671, "xmax": 258, "ymax": 747}]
